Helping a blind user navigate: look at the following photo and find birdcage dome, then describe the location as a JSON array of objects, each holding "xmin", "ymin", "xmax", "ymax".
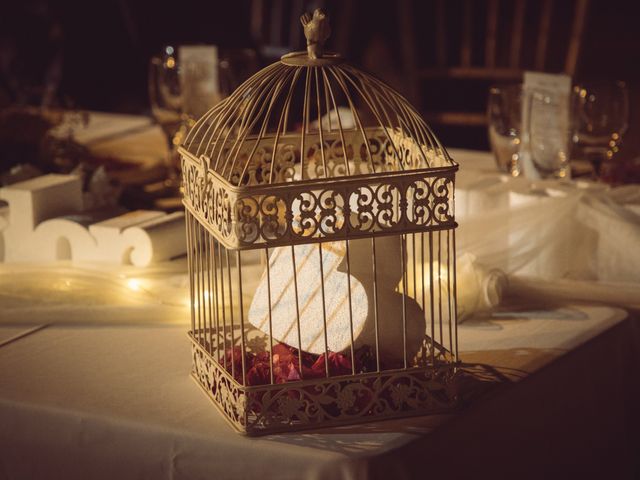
[
  {"xmin": 179, "ymin": 10, "xmax": 458, "ymax": 251},
  {"xmin": 182, "ymin": 49, "xmax": 455, "ymax": 188}
]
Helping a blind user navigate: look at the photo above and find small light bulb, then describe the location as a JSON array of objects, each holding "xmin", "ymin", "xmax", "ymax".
[{"xmin": 127, "ymin": 279, "xmax": 141, "ymax": 291}]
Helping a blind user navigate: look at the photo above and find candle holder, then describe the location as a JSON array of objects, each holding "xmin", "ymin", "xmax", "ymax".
[{"xmin": 179, "ymin": 9, "xmax": 462, "ymax": 435}]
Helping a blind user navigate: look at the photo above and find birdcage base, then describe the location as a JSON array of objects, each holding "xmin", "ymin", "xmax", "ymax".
[{"xmin": 190, "ymin": 334, "xmax": 466, "ymax": 436}]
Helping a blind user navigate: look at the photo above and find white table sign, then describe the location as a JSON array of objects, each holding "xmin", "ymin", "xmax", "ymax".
[{"xmin": 0, "ymin": 174, "xmax": 186, "ymax": 266}]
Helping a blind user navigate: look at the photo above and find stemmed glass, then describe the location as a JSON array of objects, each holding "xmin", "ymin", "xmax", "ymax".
[
  {"xmin": 148, "ymin": 47, "xmax": 258, "ymax": 198},
  {"xmin": 487, "ymin": 84, "xmax": 522, "ymax": 176},
  {"xmin": 527, "ymin": 88, "xmax": 571, "ymax": 179},
  {"xmin": 571, "ymin": 81, "xmax": 629, "ymax": 179},
  {"xmin": 148, "ymin": 46, "xmax": 184, "ymax": 188}
]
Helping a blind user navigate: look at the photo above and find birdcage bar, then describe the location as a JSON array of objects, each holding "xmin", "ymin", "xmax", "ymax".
[
  {"xmin": 371, "ymin": 237, "xmax": 381, "ymax": 372},
  {"xmin": 188, "ymin": 215, "xmax": 197, "ymax": 343},
  {"xmin": 202, "ymin": 224, "xmax": 207, "ymax": 348},
  {"xmin": 196, "ymin": 220, "xmax": 203, "ymax": 348},
  {"xmin": 236, "ymin": 249, "xmax": 247, "ymax": 385},
  {"xmin": 344, "ymin": 238, "xmax": 356, "ymax": 374},
  {"xmin": 264, "ymin": 246, "xmax": 274, "ymax": 384},
  {"xmin": 204, "ymin": 225, "xmax": 210, "ymax": 352},
  {"xmin": 202, "ymin": 225, "xmax": 209, "ymax": 354},
  {"xmin": 289, "ymin": 245, "xmax": 304, "ymax": 377},
  {"xmin": 211, "ymin": 237, "xmax": 218, "ymax": 362},
  {"xmin": 225, "ymin": 248, "xmax": 236, "ymax": 381},
  {"xmin": 315, "ymin": 243, "xmax": 329, "ymax": 377},
  {"xmin": 199, "ymin": 224, "xmax": 205, "ymax": 353},
  {"xmin": 219, "ymin": 242, "xmax": 227, "ymax": 370},
  {"xmin": 438, "ymin": 231, "xmax": 444, "ymax": 347},
  {"xmin": 420, "ymin": 233, "xmax": 426, "ymax": 359},
  {"xmin": 447, "ymin": 229, "xmax": 453, "ymax": 356},
  {"xmin": 400, "ymin": 234, "xmax": 408, "ymax": 369},
  {"xmin": 452, "ymin": 228, "xmax": 460, "ymax": 361},
  {"xmin": 186, "ymin": 212, "xmax": 196, "ymax": 336},
  {"xmin": 429, "ymin": 231, "xmax": 435, "ymax": 365},
  {"xmin": 195, "ymin": 223, "xmax": 202, "ymax": 348}
]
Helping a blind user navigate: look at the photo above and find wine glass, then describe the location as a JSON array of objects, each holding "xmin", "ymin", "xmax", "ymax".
[
  {"xmin": 527, "ymin": 89, "xmax": 571, "ymax": 179},
  {"xmin": 148, "ymin": 46, "xmax": 183, "ymax": 187},
  {"xmin": 571, "ymin": 81, "xmax": 629, "ymax": 179},
  {"xmin": 487, "ymin": 84, "xmax": 522, "ymax": 176},
  {"xmin": 148, "ymin": 47, "xmax": 258, "ymax": 204}
]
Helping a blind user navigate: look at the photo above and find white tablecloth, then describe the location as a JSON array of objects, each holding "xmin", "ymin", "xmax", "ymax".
[
  {"xmin": 1, "ymin": 118, "xmax": 639, "ymax": 478},
  {"xmin": 1, "ymin": 304, "xmax": 638, "ymax": 479}
]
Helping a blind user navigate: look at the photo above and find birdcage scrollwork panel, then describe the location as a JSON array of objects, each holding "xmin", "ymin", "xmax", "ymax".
[
  {"xmin": 192, "ymin": 345, "xmax": 248, "ymax": 429},
  {"xmin": 183, "ymin": 150, "xmax": 455, "ymax": 249},
  {"xmin": 192, "ymin": 338, "xmax": 460, "ymax": 435},
  {"xmin": 182, "ymin": 154, "xmax": 235, "ymax": 241}
]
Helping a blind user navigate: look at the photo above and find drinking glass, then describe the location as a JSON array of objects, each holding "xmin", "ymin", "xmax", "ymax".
[
  {"xmin": 487, "ymin": 84, "xmax": 522, "ymax": 176},
  {"xmin": 148, "ymin": 46, "xmax": 183, "ymax": 185},
  {"xmin": 571, "ymin": 81, "xmax": 629, "ymax": 178},
  {"xmin": 527, "ymin": 89, "xmax": 571, "ymax": 179},
  {"xmin": 149, "ymin": 47, "xmax": 184, "ymax": 147},
  {"xmin": 149, "ymin": 47, "xmax": 258, "ymax": 196}
]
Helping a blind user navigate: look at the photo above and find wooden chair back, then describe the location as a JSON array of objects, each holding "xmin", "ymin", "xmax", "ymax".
[{"xmin": 398, "ymin": 0, "xmax": 590, "ymax": 127}]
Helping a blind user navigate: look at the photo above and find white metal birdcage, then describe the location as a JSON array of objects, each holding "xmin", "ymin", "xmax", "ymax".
[{"xmin": 179, "ymin": 9, "xmax": 462, "ymax": 435}]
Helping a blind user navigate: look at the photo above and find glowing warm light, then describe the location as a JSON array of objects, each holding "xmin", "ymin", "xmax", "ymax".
[
  {"xmin": 403, "ymin": 261, "xmax": 450, "ymax": 291},
  {"xmin": 612, "ymin": 133, "xmax": 620, "ymax": 140},
  {"xmin": 127, "ymin": 278, "xmax": 142, "ymax": 291},
  {"xmin": 166, "ymin": 57, "xmax": 176, "ymax": 68}
]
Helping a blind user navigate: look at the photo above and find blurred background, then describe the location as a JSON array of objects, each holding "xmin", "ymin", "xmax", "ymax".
[{"xmin": 1, "ymin": 0, "xmax": 639, "ymax": 193}]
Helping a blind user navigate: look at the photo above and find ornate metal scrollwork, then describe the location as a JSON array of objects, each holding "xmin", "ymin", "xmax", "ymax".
[
  {"xmin": 191, "ymin": 340, "xmax": 462, "ymax": 435},
  {"xmin": 182, "ymin": 148, "xmax": 455, "ymax": 249}
]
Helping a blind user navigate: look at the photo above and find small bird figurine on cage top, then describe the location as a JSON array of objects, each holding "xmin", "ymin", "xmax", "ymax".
[{"xmin": 301, "ymin": 8, "xmax": 331, "ymax": 60}]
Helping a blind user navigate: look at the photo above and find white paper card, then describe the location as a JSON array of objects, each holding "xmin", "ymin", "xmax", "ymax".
[{"xmin": 179, "ymin": 45, "xmax": 220, "ymax": 118}]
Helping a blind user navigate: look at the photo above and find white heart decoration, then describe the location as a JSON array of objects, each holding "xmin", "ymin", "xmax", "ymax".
[
  {"xmin": 248, "ymin": 236, "xmax": 427, "ymax": 361},
  {"xmin": 248, "ymin": 241, "xmax": 368, "ymax": 354}
]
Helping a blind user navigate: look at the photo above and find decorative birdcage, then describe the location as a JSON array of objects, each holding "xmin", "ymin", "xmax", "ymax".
[{"xmin": 179, "ymin": 9, "xmax": 461, "ymax": 435}]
